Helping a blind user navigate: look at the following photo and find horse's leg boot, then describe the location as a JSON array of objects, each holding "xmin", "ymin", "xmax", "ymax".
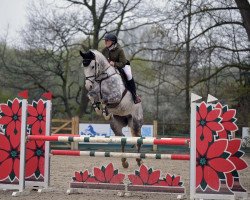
[{"xmin": 92, "ymin": 103, "xmax": 102, "ymax": 115}]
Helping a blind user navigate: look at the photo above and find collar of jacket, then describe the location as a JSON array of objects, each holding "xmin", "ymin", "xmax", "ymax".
[{"xmin": 108, "ymin": 43, "xmax": 118, "ymax": 51}]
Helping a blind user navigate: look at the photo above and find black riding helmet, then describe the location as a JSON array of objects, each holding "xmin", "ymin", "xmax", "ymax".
[{"xmin": 104, "ymin": 33, "xmax": 117, "ymax": 44}]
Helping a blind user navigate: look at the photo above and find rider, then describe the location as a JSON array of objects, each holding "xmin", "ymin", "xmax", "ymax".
[{"xmin": 101, "ymin": 33, "xmax": 141, "ymax": 104}]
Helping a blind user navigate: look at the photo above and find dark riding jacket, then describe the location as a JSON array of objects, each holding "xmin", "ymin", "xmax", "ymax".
[{"xmin": 102, "ymin": 43, "xmax": 127, "ymax": 69}]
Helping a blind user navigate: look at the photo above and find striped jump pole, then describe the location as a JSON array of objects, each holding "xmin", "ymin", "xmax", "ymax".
[
  {"xmin": 27, "ymin": 135, "xmax": 190, "ymax": 146},
  {"xmin": 51, "ymin": 150, "xmax": 190, "ymax": 160}
]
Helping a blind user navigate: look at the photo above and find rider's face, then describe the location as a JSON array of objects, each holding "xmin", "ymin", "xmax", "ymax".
[{"xmin": 104, "ymin": 40, "xmax": 113, "ymax": 48}]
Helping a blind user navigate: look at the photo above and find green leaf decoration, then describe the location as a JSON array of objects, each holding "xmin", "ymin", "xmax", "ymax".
[
  {"xmin": 9, "ymin": 171, "xmax": 16, "ymax": 182},
  {"xmin": 212, "ymin": 130, "xmax": 218, "ymax": 137},
  {"xmin": 231, "ymin": 170, "xmax": 239, "ymax": 178},
  {"xmin": 7, "ymin": 101, "xmax": 12, "ymax": 107},
  {"xmin": 222, "ymin": 106, "xmax": 228, "ymax": 113},
  {"xmin": 231, "ymin": 118, "xmax": 236, "ymax": 123},
  {"xmin": 35, "ymin": 170, "xmax": 41, "ymax": 178},
  {"xmin": 218, "ymin": 172, "xmax": 225, "ymax": 179},
  {"xmin": 215, "ymin": 118, "xmax": 221, "ymax": 122},
  {"xmin": 178, "ymin": 181, "xmax": 183, "ymax": 186},
  {"xmin": 221, "ymin": 152, "xmax": 230, "ymax": 159},
  {"xmin": 235, "ymin": 151, "xmax": 243, "ymax": 157},
  {"xmin": 207, "ymin": 105, "xmax": 212, "ymax": 112},
  {"xmin": 200, "ymin": 179, "xmax": 207, "ymax": 191}
]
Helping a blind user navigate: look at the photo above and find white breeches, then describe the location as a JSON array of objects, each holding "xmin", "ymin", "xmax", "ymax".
[{"xmin": 123, "ymin": 65, "xmax": 132, "ymax": 80}]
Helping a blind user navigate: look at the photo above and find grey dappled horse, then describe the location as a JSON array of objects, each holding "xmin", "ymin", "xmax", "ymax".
[{"xmin": 80, "ymin": 49, "xmax": 144, "ymax": 168}]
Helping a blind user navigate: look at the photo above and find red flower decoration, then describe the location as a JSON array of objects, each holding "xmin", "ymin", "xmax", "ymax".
[
  {"xmin": 25, "ymin": 140, "xmax": 45, "ymax": 178},
  {"xmin": 196, "ymin": 102, "xmax": 223, "ymax": 155},
  {"xmin": 74, "ymin": 170, "xmax": 90, "ymax": 182},
  {"xmin": 156, "ymin": 174, "xmax": 183, "ymax": 186},
  {"xmin": 196, "ymin": 139, "xmax": 235, "ymax": 191},
  {"xmin": 215, "ymin": 103, "xmax": 238, "ymax": 139},
  {"xmin": 224, "ymin": 139, "xmax": 248, "ymax": 188},
  {"xmin": 73, "ymin": 163, "xmax": 125, "ymax": 184},
  {"xmin": 27, "ymin": 100, "xmax": 46, "ymax": 135},
  {"xmin": 0, "ymin": 99, "xmax": 22, "ymax": 148},
  {"xmin": 0, "ymin": 133, "xmax": 20, "ymax": 181},
  {"xmin": 128, "ymin": 164, "xmax": 161, "ymax": 185},
  {"xmin": 25, "ymin": 99, "xmax": 47, "ymax": 179}
]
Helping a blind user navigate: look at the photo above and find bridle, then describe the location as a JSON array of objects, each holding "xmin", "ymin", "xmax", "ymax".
[
  {"xmin": 84, "ymin": 59, "xmax": 98, "ymax": 84},
  {"xmin": 84, "ymin": 59, "xmax": 118, "ymax": 85}
]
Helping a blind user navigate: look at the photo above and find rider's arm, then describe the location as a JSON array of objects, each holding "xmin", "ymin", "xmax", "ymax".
[
  {"xmin": 114, "ymin": 48, "xmax": 127, "ymax": 68},
  {"xmin": 101, "ymin": 48, "xmax": 109, "ymax": 61}
]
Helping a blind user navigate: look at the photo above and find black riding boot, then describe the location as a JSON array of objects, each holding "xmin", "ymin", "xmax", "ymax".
[{"xmin": 126, "ymin": 78, "xmax": 141, "ymax": 104}]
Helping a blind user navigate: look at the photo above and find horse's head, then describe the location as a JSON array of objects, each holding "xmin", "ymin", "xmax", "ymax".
[
  {"xmin": 79, "ymin": 50, "xmax": 98, "ymax": 90},
  {"xmin": 80, "ymin": 50, "xmax": 110, "ymax": 91}
]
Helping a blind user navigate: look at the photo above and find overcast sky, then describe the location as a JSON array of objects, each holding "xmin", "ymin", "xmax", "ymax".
[
  {"xmin": 0, "ymin": 0, "xmax": 30, "ymax": 44},
  {"xmin": 1, "ymin": 0, "xmax": 250, "ymax": 45}
]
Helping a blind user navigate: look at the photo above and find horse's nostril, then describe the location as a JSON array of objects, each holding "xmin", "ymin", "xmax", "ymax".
[{"xmin": 89, "ymin": 85, "xmax": 93, "ymax": 90}]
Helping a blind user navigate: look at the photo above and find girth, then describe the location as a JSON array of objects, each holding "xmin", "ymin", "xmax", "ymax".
[{"xmin": 106, "ymin": 88, "xmax": 128, "ymax": 108}]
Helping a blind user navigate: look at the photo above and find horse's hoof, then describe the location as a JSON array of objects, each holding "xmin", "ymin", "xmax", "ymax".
[
  {"xmin": 95, "ymin": 108, "xmax": 102, "ymax": 115},
  {"xmin": 103, "ymin": 115, "xmax": 111, "ymax": 120},
  {"xmin": 122, "ymin": 161, "xmax": 129, "ymax": 168},
  {"xmin": 103, "ymin": 113, "xmax": 112, "ymax": 120},
  {"xmin": 121, "ymin": 158, "xmax": 128, "ymax": 168},
  {"xmin": 136, "ymin": 158, "xmax": 142, "ymax": 166}
]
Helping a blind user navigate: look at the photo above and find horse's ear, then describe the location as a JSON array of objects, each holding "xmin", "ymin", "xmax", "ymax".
[
  {"xmin": 79, "ymin": 50, "xmax": 85, "ymax": 58},
  {"xmin": 79, "ymin": 50, "xmax": 95, "ymax": 60},
  {"xmin": 86, "ymin": 51, "xmax": 95, "ymax": 60}
]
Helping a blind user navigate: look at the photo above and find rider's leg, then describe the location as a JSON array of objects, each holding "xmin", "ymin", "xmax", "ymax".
[
  {"xmin": 123, "ymin": 64, "xmax": 141, "ymax": 104},
  {"xmin": 126, "ymin": 78, "xmax": 141, "ymax": 104}
]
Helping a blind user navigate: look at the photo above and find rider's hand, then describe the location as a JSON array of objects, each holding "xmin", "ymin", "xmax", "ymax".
[{"xmin": 110, "ymin": 61, "xmax": 115, "ymax": 66}]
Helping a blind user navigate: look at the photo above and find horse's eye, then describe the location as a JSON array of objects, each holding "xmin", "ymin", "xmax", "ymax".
[{"xmin": 91, "ymin": 65, "xmax": 95, "ymax": 69}]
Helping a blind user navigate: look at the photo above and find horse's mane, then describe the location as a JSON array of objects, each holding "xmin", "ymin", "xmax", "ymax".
[{"xmin": 90, "ymin": 49, "xmax": 110, "ymax": 70}]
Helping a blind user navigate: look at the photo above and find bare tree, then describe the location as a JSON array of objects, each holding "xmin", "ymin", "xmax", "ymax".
[
  {"xmin": 234, "ymin": 0, "xmax": 250, "ymax": 41},
  {"xmin": 0, "ymin": 2, "xmax": 87, "ymax": 118},
  {"xmin": 126, "ymin": 0, "xmax": 250, "ymax": 124},
  {"xmin": 64, "ymin": 0, "xmax": 144, "ymax": 49}
]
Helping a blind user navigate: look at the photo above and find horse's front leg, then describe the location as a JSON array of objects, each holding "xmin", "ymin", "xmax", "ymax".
[
  {"xmin": 121, "ymin": 139, "xmax": 129, "ymax": 168},
  {"xmin": 136, "ymin": 143, "xmax": 142, "ymax": 166},
  {"xmin": 101, "ymin": 104, "xmax": 112, "ymax": 120},
  {"xmin": 88, "ymin": 95, "xmax": 102, "ymax": 115},
  {"xmin": 110, "ymin": 116, "xmax": 129, "ymax": 168}
]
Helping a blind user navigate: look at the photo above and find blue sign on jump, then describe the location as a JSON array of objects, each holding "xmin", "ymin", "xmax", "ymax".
[{"xmin": 79, "ymin": 124, "xmax": 153, "ymax": 137}]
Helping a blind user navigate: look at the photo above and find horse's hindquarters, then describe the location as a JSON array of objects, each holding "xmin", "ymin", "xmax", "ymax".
[{"xmin": 108, "ymin": 92, "xmax": 142, "ymax": 116}]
